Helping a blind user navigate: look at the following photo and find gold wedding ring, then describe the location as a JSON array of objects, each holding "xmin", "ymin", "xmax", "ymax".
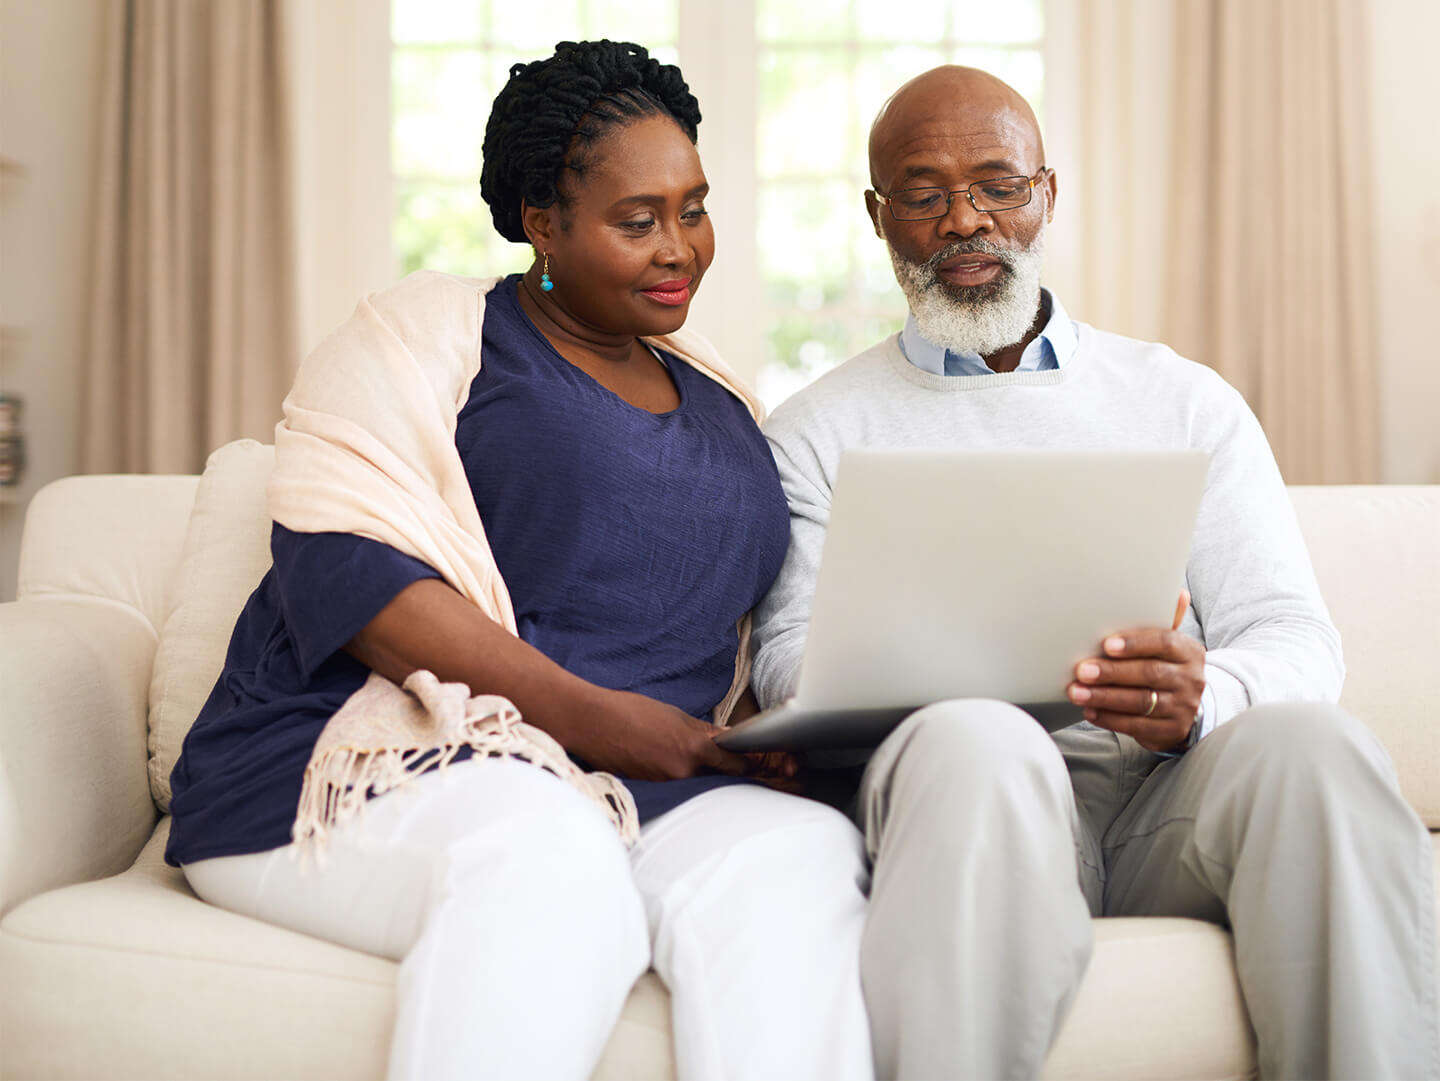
[{"xmin": 1143, "ymin": 690, "xmax": 1159, "ymax": 717}]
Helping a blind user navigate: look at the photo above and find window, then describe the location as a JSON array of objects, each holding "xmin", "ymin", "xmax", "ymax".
[
  {"xmin": 391, "ymin": 1, "xmax": 678, "ymax": 281},
  {"xmin": 391, "ymin": 1, "xmax": 1044, "ymax": 405}
]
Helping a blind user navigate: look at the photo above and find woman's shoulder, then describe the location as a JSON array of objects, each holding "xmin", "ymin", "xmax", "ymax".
[{"xmin": 365, "ymin": 270, "xmax": 505, "ymax": 330}]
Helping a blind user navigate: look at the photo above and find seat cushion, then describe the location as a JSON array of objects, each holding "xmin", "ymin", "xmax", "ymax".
[
  {"xmin": 0, "ymin": 819, "xmax": 675, "ymax": 1081},
  {"xmin": 0, "ymin": 821, "xmax": 1269, "ymax": 1081}
]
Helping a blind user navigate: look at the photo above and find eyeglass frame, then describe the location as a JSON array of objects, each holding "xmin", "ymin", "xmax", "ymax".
[{"xmin": 871, "ymin": 167, "xmax": 1053, "ymax": 221}]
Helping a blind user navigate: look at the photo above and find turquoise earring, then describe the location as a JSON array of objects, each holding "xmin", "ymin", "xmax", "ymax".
[{"xmin": 540, "ymin": 252, "xmax": 554, "ymax": 292}]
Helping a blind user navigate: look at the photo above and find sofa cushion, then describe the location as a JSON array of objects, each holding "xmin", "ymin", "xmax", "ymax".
[
  {"xmin": 17, "ymin": 474, "xmax": 199, "ymax": 631},
  {"xmin": 0, "ymin": 819, "xmax": 1269, "ymax": 1081},
  {"xmin": 1290, "ymin": 486, "xmax": 1440, "ymax": 825},
  {"xmin": 147, "ymin": 441, "xmax": 276, "ymax": 810},
  {"xmin": 0, "ymin": 819, "xmax": 675, "ymax": 1081}
]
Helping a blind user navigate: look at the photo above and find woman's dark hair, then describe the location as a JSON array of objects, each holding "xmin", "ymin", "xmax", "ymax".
[{"xmin": 480, "ymin": 40, "xmax": 702, "ymax": 243}]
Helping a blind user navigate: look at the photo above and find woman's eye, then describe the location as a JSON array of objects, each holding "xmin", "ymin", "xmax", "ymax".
[
  {"xmin": 682, "ymin": 207, "xmax": 709, "ymax": 223},
  {"xmin": 620, "ymin": 218, "xmax": 656, "ymax": 232}
]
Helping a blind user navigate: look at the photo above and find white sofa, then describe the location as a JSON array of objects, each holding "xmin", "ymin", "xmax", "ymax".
[{"xmin": 2, "ymin": 439, "xmax": 1438, "ymax": 1081}]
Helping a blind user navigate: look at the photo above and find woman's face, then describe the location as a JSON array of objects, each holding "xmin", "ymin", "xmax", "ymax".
[{"xmin": 529, "ymin": 114, "xmax": 714, "ymax": 338}]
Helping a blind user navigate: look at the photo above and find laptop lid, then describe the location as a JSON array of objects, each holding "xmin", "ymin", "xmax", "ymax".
[{"xmin": 792, "ymin": 448, "xmax": 1210, "ymax": 710}]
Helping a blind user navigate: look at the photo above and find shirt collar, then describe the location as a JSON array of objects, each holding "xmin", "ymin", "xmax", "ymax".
[{"xmin": 898, "ymin": 289, "xmax": 1077, "ymax": 377}]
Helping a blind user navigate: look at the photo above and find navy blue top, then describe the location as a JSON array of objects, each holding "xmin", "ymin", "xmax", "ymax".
[{"xmin": 165, "ymin": 277, "xmax": 790, "ymax": 867}]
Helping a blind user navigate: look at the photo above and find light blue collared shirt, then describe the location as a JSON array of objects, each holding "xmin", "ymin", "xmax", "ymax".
[{"xmin": 898, "ymin": 289, "xmax": 1078, "ymax": 376}]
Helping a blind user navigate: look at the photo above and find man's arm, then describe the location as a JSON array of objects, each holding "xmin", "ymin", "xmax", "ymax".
[
  {"xmin": 1180, "ymin": 377, "xmax": 1344, "ymax": 734},
  {"xmin": 751, "ymin": 417, "xmax": 836, "ymax": 709}
]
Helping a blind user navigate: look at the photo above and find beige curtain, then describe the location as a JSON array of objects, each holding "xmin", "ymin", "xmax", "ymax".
[
  {"xmin": 1165, "ymin": 0, "xmax": 1379, "ymax": 483},
  {"xmin": 82, "ymin": 0, "xmax": 299, "ymax": 475},
  {"xmin": 1054, "ymin": 0, "xmax": 1380, "ymax": 484}
]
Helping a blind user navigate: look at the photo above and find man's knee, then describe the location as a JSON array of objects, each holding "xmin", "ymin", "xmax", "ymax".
[
  {"xmin": 875, "ymin": 697, "xmax": 1064, "ymax": 784},
  {"xmin": 1215, "ymin": 701, "xmax": 1394, "ymax": 780}
]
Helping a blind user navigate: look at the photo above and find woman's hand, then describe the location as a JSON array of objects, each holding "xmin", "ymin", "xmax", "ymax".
[{"xmin": 577, "ymin": 687, "xmax": 800, "ymax": 788}]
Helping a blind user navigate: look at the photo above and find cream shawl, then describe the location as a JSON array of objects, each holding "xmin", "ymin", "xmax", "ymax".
[{"xmin": 270, "ymin": 271, "xmax": 765, "ymax": 850}]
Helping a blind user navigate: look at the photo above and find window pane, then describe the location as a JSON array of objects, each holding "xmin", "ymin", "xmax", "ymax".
[
  {"xmin": 856, "ymin": 231, "xmax": 902, "ymax": 309},
  {"xmin": 957, "ymin": 0, "xmax": 1044, "ymax": 43},
  {"xmin": 583, "ymin": 0, "xmax": 677, "ymax": 45},
  {"xmin": 759, "ymin": 180, "xmax": 855, "ymax": 303},
  {"xmin": 395, "ymin": 183, "xmax": 531, "ymax": 278},
  {"xmin": 490, "ymin": 0, "xmax": 582, "ymax": 50},
  {"xmin": 393, "ymin": 50, "xmax": 487, "ymax": 180},
  {"xmin": 757, "ymin": 0, "xmax": 852, "ymax": 42},
  {"xmin": 758, "ymin": 51, "xmax": 854, "ymax": 178},
  {"xmin": 854, "ymin": 0, "xmax": 954, "ymax": 44},
  {"xmin": 392, "ymin": 0, "xmax": 483, "ymax": 44}
]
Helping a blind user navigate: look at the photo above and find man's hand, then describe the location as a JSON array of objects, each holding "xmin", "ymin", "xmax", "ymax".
[{"xmin": 1068, "ymin": 591, "xmax": 1206, "ymax": 753}]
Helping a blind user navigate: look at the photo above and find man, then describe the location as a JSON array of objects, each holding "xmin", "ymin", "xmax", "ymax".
[{"xmin": 751, "ymin": 65, "xmax": 1437, "ymax": 1080}]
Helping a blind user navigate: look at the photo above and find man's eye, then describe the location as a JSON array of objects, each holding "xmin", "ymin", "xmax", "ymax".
[
  {"xmin": 898, "ymin": 190, "xmax": 943, "ymax": 211},
  {"xmin": 980, "ymin": 184, "xmax": 1024, "ymax": 201}
]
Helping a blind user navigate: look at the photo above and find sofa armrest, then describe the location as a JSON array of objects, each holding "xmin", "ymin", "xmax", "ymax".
[{"xmin": 0, "ymin": 598, "xmax": 159, "ymax": 915}]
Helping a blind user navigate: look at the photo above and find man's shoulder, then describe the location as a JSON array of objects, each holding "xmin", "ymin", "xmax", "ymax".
[
  {"xmin": 1078, "ymin": 322, "xmax": 1242, "ymax": 403},
  {"xmin": 765, "ymin": 335, "xmax": 904, "ymax": 436}
]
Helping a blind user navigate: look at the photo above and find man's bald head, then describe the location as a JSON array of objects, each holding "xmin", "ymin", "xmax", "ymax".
[{"xmin": 868, "ymin": 66, "xmax": 1045, "ymax": 190}]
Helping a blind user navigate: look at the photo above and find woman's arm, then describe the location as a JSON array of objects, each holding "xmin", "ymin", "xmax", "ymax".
[{"xmin": 345, "ymin": 577, "xmax": 765, "ymax": 782}]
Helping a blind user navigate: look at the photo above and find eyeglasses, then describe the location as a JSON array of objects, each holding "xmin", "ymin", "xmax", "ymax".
[{"xmin": 873, "ymin": 169, "xmax": 1051, "ymax": 221}]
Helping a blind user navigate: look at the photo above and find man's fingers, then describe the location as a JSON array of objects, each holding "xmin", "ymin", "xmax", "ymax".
[
  {"xmin": 1173, "ymin": 589, "xmax": 1191, "ymax": 631},
  {"xmin": 702, "ymin": 739, "xmax": 754, "ymax": 777},
  {"xmin": 1073, "ymin": 657, "xmax": 1183, "ymax": 691},
  {"xmin": 1073, "ymin": 685, "xmax": 1173, "ymax": 716},
  {"xmin": 1101, "ymin": 626, "xmax": 1194, "ymax": 662}
]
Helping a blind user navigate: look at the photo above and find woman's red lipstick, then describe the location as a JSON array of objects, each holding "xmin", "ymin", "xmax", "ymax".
[{"xmin": 640, "ymin": 278, "xmax": 693, "ymax": 306}]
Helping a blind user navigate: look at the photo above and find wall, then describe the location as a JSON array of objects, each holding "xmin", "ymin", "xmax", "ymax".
[
  {"xmin": 1368, "ymin": 0, "xmax": 1440, "ymax": 483},
  {"xmin": 0, "ymin": 0, "xmax": 106, "ymax": 601}
]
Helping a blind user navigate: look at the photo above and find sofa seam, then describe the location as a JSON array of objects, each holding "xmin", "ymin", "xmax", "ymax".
[
  {"xmin": 9, "ymin": 590, "xmax": 160, "ymax": 642},
  {"xmin": 0, "ymin": 924, "xmax": 394, "ymax": 987}
]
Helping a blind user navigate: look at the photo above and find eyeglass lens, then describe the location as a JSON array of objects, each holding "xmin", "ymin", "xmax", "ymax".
[{"xmin": 888, "ymin": 177, "xmax": 1034, "ymax": 220}]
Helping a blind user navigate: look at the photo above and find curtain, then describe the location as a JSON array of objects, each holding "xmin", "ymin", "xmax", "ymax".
[
  {"xmin": 1054, "ymin": 0, "xmax": 1379, "ymax": 484},
  {"xmin": 1165, "ymin": 0, "xmax": 1379, "ymax": 483},
  {"xmin": 82, "ymin": 0, "xmax": 299, "ymax": 475}
]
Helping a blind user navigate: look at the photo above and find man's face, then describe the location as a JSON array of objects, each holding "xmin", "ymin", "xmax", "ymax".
[{"xmin": 865, "ymin": 74, "xmax": 1057, "ymax": 356}]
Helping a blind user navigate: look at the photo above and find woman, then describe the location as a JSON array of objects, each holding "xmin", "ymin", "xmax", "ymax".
[{"xmin": 165, "ymin": 40, "xmax": 872, "ymax": 1081}]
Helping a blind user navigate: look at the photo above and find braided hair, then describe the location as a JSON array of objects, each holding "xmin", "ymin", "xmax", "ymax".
[{"xmin": 480, "ymin": 40, "xmax": 702, "ymax": 244}]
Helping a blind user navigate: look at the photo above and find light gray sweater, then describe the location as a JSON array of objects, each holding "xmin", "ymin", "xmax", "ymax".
[{"xmin": 751, "ymin": 325, "xmax": 1344, "ymax": 740}]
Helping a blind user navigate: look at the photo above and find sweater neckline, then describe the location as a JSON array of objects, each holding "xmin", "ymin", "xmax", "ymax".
[{"xmin": 881, "ymin": 334, "xmax": 1076, "ymax": 392}]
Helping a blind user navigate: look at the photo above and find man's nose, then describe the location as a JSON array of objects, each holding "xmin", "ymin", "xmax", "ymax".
[{"xmin": 937, "ymin": 192, "xmax": 994, "ymax": 239}]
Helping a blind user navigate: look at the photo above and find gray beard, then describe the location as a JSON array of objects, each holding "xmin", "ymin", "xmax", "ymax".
[{"xmin": 887, "ymin": 231, "xmax": 1046, "ymax": 358}]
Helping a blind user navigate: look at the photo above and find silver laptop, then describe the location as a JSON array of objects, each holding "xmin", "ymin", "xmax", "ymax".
[{"xmin": 716, "ymin": 448, "xmax": 1210, "ymax": 752}]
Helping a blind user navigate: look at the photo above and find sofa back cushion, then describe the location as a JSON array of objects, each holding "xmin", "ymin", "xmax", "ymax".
[
  {"xmin": 1290, "ymin": 486, "xmax": 1440, "ymax": 826},
  {"xmin": 147, "ymin": 440, "xmax": 276, "ymax": 810},
  {"xmin": 17, "ymin": 475, "xmax": 199, "ymax": 629}
]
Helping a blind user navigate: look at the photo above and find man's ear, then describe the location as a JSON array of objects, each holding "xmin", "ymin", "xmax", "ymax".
[
  {"xmin": 864, "ymin": 190, "xmax": 884, "ymax": 238},
  {"xmin": 1043, "ymin": 169, "xmax": 1058, "ymax": 224},
  {"xmin": 521, "ymin": 199, "xmax": 557, "ymax": 251}
]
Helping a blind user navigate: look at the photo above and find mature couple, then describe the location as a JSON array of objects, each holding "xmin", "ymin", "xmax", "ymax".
[{"xmin": 165, "ymin": 40, "xmax": 1435, "ymax": 1081}]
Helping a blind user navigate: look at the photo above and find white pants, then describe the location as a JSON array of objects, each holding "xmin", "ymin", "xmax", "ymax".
[{"xmin": 183, "ymin": 758, "xmax": 874, "ymax": 1081}]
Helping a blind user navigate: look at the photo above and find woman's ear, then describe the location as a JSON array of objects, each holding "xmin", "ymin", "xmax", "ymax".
[{"xmin": 521, "ymin": 199, "xmax": 557, "ymax": 251}]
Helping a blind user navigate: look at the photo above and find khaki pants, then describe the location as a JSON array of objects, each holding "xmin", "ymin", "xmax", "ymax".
[{"xmin": 855, "ymin": 701, "xmax": 1438, "ymax": 1080}]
